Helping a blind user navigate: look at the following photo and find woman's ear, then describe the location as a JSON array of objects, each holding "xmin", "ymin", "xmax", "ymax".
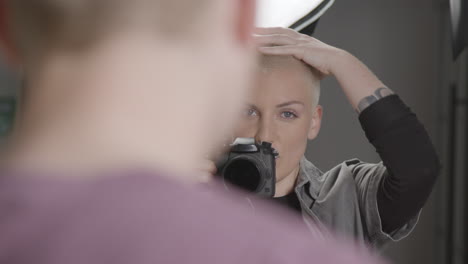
[{"xmin": 307, "ymin": 105, "xmax": 323, "ymax": 140}]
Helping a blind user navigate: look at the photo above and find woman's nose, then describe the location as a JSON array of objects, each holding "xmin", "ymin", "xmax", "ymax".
[{"xmin": 255, "ymin": 119, "xmax": 275, "ymax": 144}]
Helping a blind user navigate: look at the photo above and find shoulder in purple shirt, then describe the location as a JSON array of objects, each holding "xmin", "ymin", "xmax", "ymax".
[{"xmin": 0, "ymin": 171, "xmax": 385, "ymax": 264}]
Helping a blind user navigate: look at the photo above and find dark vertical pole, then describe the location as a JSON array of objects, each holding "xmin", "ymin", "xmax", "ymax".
[
  {"xmin": 463, "ymin": 102, "xmax": 468, "ymax": 264},
  {"xmin": 446, "ymin": 84, "xmax": 457, "ymax": 264},
  {"xmin": 463, "ymin": 55, "xmax": 468, "ymax": 264}
]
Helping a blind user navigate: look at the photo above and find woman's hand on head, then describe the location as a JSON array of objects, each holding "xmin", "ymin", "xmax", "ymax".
[
  {"xmin": 255, "ymin": 27, "xmax": 388, "ymax": 111},
  {"xmin": 254, "ymin": 27, "xmax": 348, "ymax": 78}
]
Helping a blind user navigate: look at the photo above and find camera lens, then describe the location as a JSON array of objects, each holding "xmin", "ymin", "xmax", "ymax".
[{"xmin": 223, "ymin": 159, "xmax": 261, "ymax": 192}]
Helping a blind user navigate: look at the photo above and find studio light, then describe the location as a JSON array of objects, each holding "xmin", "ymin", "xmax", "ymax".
[
  {"xmin": 256, "ymin": 0, "xmax": 335, "ymax": 34},
  {"xmin": 450, "ymin": 0, "xmax": 468, "ymax": 60}
]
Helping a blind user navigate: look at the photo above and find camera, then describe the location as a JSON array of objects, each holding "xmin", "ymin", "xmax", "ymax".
[{"xmin": 216, "ymin": 138, "xmax": 278, "ymax": 198}]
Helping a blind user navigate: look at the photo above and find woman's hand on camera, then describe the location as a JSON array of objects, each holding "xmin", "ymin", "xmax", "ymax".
[{"xmin": 194, "ymin": 159, "xmax": 217, "ymax": 183}]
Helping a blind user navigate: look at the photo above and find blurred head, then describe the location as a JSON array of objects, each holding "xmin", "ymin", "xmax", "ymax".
[
  {"xmin": 234, "ymin": 55, "xmax": 322, "ymax": 195},
  {"xmin": 0, "ymin": 0, "xmax": 256, "ymax": 170}
]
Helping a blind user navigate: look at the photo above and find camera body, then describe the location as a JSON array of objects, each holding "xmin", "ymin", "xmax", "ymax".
[{"xmin": 217, "ymin": 138, "xmax": 278, "ymax": 198}]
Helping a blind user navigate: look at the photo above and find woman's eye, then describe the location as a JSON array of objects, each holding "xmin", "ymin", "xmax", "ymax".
[
  {"xmin": 281, "ymin": 111, "xmax": 298, "ymax": 119},
  {"xmin": 244, "ymin": 108, "xmax": 258, "ymax": 117}
]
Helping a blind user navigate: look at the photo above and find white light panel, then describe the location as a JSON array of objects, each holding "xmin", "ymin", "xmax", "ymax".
[{"xmin": 256, "ymin": 0, "xmax": 335, "ymax": 30}]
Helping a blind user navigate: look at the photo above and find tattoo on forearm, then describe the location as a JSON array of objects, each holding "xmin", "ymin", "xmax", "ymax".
[{"xmin": 357, "ymin": 87, "xmax": 394, "ymax": 113}]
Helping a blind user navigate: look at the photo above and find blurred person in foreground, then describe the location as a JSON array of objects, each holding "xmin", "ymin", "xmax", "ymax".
[
  {"xmin": 207, "ymin": 28, "xmax": 440, "ymax": 249},
  {"xmin": 0, "ymin": 0, "xmax": 385, "ymax": 264}
]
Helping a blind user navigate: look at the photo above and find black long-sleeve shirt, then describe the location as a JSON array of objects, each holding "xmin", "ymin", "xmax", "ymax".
[
  {"xmin": 359, "ymin": 95, "xmax": 441, "ymax": 233},
  {"xmin": 276, "ymin": 95, "xmax": 441, "ymax": 234}
]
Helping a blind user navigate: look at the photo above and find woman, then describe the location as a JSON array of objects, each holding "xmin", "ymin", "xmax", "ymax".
[{"xmin": 202, "ymin": 27, "xmax": 440, "ymax": 249}]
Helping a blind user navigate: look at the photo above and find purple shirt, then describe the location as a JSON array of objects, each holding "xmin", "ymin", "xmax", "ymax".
[{"xmin": 0, "ymin": 172, "xmax": 386, "ymax": 264}]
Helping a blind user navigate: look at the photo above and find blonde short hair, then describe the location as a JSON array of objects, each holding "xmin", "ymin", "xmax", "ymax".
[{"xmin": 259, "ymin": 55, "xmax": 321, "ymax": 107}]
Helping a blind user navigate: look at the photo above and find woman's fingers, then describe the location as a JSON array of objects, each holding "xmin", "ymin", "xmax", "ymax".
[
  {"xmin": 192, "ymin": 159, "xmax": 217, "ymax": 183},
  {"xmin": 255, "ymin": 27, "xmax": 338, "ymax": 77},
  {"xmin": 258, "ymin": 45, "xmax": 306, "ymax": 61},
  {"xmin": 198, "ymin": 159, "xmax": 217, "ymax": 174},
  {"xmin": 258, "ymin": 45, "xmax": 331, "ymax": 76},
  {"xmin": 253, "ymin": 34, "xmax": 297, "ymax": 46},
  {"xmin": 200, "ymin": 159, "xmax": 217, "ymax": 177},
  {"xmin": 254, "ymin": 27, "xmax": 299, "ymax": 38}
]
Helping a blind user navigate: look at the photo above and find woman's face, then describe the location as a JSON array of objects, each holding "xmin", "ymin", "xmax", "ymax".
[{"xmin": 234, "ymin": 56, "xmax": 322, "ymax": 187}]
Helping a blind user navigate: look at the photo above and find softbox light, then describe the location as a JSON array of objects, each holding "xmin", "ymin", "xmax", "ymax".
[
  {"xmin": 450, "ymin": 0, "xmax": 468, "ymax": 60},
  {"xmin": 256, "ymin": 0, "xmax": 335, "ymax": 35}
]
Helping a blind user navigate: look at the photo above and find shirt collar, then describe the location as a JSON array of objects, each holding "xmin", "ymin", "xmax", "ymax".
[{"xmin": 295, "ymin": 156, "xmax": 323, "ymax": 200}]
